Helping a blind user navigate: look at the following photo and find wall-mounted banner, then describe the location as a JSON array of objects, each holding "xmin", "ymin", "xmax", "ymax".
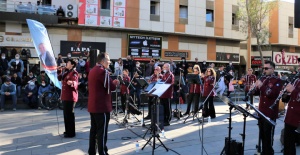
[
  {"xmin": 273, "ymin": 51, "xmax": 300, "ymax": 65},
  {"xmin": 128, "ymin": 35, "xmax": 162, "ymax": 59},
  {"xmin": 216, "ymin": 52, "xmax": 239, "ymax": 62},
  {"xmin": 60, "ymin": 41, "xmax": 106, "ymax": 57},
  {"xmin": 251, "ymin": 56, "xmax": 272, "ymax": 66}
]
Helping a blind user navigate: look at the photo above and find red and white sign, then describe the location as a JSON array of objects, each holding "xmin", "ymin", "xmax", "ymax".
[
  {"xmin": 112, "ymin": 0, "xmax": 126, "ymax": 28},
  {"xmin": 273, "ymin": 51, "xmax": 300, "ymax": 65}
]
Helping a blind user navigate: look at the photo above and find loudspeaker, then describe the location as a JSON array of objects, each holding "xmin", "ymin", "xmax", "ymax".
[
  {"xmin": 295, "ymin": 1, "xmax": 300, "ymax": 28},
  {"xmin": 224, "ymin": 137, "xmax": 243, "ymax": 155},
  {"xmin": 65, "ymin": 4, "xmax": 78, "ymax": 18},
  {"xmin": 89, "ymin": 49, "xmax": 100, "ymax": 68}
]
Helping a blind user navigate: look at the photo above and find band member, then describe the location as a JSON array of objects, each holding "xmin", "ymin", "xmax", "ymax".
[
  {"xmin": 88, "ymin": 52, "xmax": 119, "ymax": 155},
  {"xmin": 144, "ymin": 66, "xmax": 162, "ymax": 120},
  {"xmin": 120, "ymin": 69, "xmax": 130, "ymax": 113},
  {"xmin": 253, "ymin": 60, "xmax": 282, "ymax": 155},
  {"xmin": 242, "ymin": 68, "xmax": 257, "ymax": 109},
  {"xmin": 160, "ymin": 63, "xmax": 174, "ymax": 126},
  {"xmin": 183, "ymin": 65, "xmax": 202, "ymax": 115},
  {"xmin": 284, "ymin": 74, "xmax": 300, "ymax": 155},
  {"xmin": 202, "ymin": 68, "xmax": 216, "ymax": 118},
  {"xmin": 225, "ymin": 70, "xmax": 234, "ymax": 98},
  {"xmin": 57, "ymin": 59, "xmax": 78, "ymax": 138}
]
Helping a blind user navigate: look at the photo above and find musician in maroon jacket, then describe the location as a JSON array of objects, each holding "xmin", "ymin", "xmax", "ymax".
[
  {"xmin": 120, "ymin": 69, "xmax": 130, "ymax": 113},
  {"xmin": 242, "ymin": 68, "xmax": 257, "ymax": 109},
  {"xmin": 57, "ymin": 59, "xmax": 78, "ymax": 138},
  {"xmin": 202, "ymin": 68, "xmax": 216, "ymax": 118},
  {"xmin": 88, "ymin": 52, "xmax": 119, "ymax": 155},
  {"xmin": 144, "ymin": 66, "xmax": 162, "ymax": 119},
  {"xmin": 160, "ymin": 63, "xmax": 174, "ymax": 126},
  {"xmin": 254, "ymin": 60, "xmax": 282, "ymax": 155},
  {"xmin": 183, "ymin": 65, "xmax": 202, "ymax": 115},
  {"xmin": 284, "ymin": 76, "xmax": 300, "ymax": 155}
]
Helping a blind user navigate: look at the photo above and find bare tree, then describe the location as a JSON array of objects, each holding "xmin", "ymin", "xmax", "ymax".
[{"xmin": 237, "ymin": 0, "xmax": 278, "ymax": 69}]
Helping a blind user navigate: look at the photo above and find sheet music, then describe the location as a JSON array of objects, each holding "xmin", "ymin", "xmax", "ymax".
[{"xmin": 148, "ymin": 83, "xmax": 171, "ymax": 97}]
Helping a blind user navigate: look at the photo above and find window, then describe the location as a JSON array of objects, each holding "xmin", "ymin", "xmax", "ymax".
[
  {"xmin": 232, "ymin": 13, "xmax": 236, "ymax": 25},
  {"xmin": 101, "ymin": 0, "xmax": 110, "ymax": 9},
  {"xmin": 289, "ymin": 17, "xmax": 294, "ymax": 38},
  {"xmin": 206, "ymin": 9, "xmax": 214, "ymax": 22},
  {"xmin": 289, "ymin": 23, "xmax": 293, "ymax": 34},
  {"xmin": 179, "ymin": 5, "xmax": 188, "ymax": 18},
  {"xmin": 150, "ymin": 1, "xmax": 160, "ymax": 15}
]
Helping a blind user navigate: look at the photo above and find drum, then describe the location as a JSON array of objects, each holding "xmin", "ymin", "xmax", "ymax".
[
  {"xmin": 232, "ymin": 80, "xmax": 237, "ymax": 85},
  {"xmin": 279, "ymin": 99, "xmax": 285, "ymax": 112},
  {"xmin": 238, "ymin": 80, "xmax": 243, "ymax": 85}
]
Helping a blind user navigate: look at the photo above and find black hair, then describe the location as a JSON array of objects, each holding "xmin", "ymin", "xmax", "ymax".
[
  {"xmin": 68, "ymin": 59, "xmax": 77, "ymax": 69},
  {"xmin": 97, "ymin": 52, "xmax": 107, "ymax": 63},
  {"xmin": 265, "ymin": 60, "xmax": 275, "ymax": 69}
]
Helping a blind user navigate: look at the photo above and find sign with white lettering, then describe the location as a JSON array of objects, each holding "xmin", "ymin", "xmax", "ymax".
[
  {"xmin": 272, "ymin": 51, "xmax": 300, "ymax": 65},
  {"xmin": 128, "ymin": 34, "xmax": 162, "ymax": 59},
  {"xmin": 60, "ymin": 41, "xmax": 106, "ymax": 57}
]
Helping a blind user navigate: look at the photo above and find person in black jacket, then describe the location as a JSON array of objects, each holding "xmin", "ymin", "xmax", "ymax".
[
  {"xmin": 200, "ymin": 60, "xmax": 208, "ymax": 73},
  {"xmin": 130, "ymin": 61, "xmax": 143, "ymax": 109},
  {"xmin": 23, "ymin": 81, "xmax": 38, "ymax": 109},
  {"xmin": 0, "ymin": 53, "xmax": 9, "ymax": 76},
  {"xmin": 11, "ymin": 72, "xmax": 22, "ymax": 97},
  {"xmin": 225, "ymin": 61, "xmax": 235, "ymax": 73},
  {"xmin": 179, "ymin": 57, "xmax": 188, "ymax": 80}
]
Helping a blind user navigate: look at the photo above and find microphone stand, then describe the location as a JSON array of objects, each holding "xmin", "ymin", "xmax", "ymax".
[{"xmin": 173, "ymin": 70, "xmax": 184, "ymax": 120}]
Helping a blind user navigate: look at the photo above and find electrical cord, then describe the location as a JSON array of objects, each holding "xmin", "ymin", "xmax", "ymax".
[{"xmin": 198, "ymin": 122, "xmax": 209, "ymax": 155}]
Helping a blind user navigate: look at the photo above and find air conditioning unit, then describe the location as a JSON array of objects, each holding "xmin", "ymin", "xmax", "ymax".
[{"xmin": 65, "ymin": 4, "xmax": 77, "ymax": 18}]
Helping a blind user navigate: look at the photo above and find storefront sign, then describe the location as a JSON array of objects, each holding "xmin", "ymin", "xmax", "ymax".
[
  {"xmin": 164, "ymin": 51, "xmax": 188, "ymax": 58},
  {"xmin": 128, "ymin": 34, "xmax": 162, "ymax": 59},
  {"xmin": 273, "ymin": 51, "xmax": 300, "ymax": 65},
  {"xmin": 60, "ymin": 41, "xmax": 106, "ymax": 57},
  {"xmin": 251, "ymin": 56, "xmax": 272, "ymax": 65},
  {"xmin": 216, "ymin": 52, "xmax": 239, "ymax": 62},
  {"xmin": 0, "ymin": 35, "xmax": 33, "ymax": 47}
]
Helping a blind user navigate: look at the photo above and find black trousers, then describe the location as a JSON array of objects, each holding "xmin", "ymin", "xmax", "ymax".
[
  {"xmin": 245, "ymin": 91, "xmax": 254, "ymax": 108},
  {"xmin": 185, "ymin": 93, "xmax": 200, "ymax": 114},
  {"xmin": 284, "ymin": 123, "xmax": 297, "ymax": 155},
  {"xmin": 121, "ymin": 94, "xmax": 127, "ymax": 112},
  {"xmin": 202, "ymin": 96, "xmax": 216, "ymax": 118},
  {"xmin": 88, "ymin": 113, "xmax": 110, "ymax": 155},
  {"xmin": 63, "ymin": 101, "xmax": 76, "ymax": 136},
  {"xmin": 258, "ymin": 119, "xmax": 275, "ymax": 155},
  {"xmin": 226, "ymin": 83, "xmax": 231, "ymax": 96},
  {"xmin": 160, "ymin": 98, "xmax": 172, "ymax": 123}
]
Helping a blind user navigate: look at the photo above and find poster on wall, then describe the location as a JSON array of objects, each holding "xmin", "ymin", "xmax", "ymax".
[
  {"xmin": 60, "ymin": 41, "xmax": 106, "ymax": 57},
  {"xmin": 273, "ymin": 51, "xmax": 300, "ymax": 65},
  {"xmin": 112, "ymin": 0, "xmax": 126, "ymax": 28},
  {"xmin": 251, "ymin": 56, "xmax": 272, "ymax": 66},
  {"xmin": 85, "ymin": 4, "xmax": 98, "ymax": 15},
  {"xmin": 100, "ymin": 16, "xmax": 112, "ymax": 26},
  {"xmin": 85, "ymin": 15, "xmax": 98, "ymax": 25},
  {"xmin": 128, "ymin": 35, "xmax": 162, "ymax": 59},
  {"xmin": 216, "ymin": 52, "xmax": 239, "ymax": 62}
]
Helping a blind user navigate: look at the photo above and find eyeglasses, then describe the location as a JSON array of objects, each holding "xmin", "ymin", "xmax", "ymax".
[
  {"xmin": 263, "ymin": 67, "xmax": 272, "ymax": 70},
  {"xmin": 207, "ymin": 70, "xmax": 211, "ymax": 72}
]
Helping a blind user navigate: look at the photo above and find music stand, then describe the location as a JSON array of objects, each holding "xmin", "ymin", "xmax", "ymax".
[
  {"xmin": 141, "ymin": 83, "xmax": 170, "ymax": 155},
  {"xmin": 135, "ymin": 78, "xmax": 149, "ymax": 126}
]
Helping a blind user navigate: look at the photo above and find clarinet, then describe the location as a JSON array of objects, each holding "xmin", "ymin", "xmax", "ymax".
[
  {"xmin": 269, "ymin": 72, "xmax": 300, "ymax": 110},
  {"xmin": 243, "ymin": 73, "xmax": 266, "ymax": 101}
]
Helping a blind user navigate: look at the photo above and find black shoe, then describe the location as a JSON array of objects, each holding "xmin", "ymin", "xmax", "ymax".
[
  {"xmin": 164, "ymin": 122, "xmax": 170, "ymax": 126},
  {"xmin": 64, "ymin": 134, "xmax": 75, "ymax": 138},
  {"xmin": 144, "ymin": 116, "xmax": 151, "ymax": 120}
]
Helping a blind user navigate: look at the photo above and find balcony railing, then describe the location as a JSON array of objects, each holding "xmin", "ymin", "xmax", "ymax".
[{"xmin": 0, "ymin": 2, "xmax": 56, "ymax": 15}]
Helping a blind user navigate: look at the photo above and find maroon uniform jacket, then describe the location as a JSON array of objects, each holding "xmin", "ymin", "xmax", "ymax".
[
  {"xmin": 284, "ymin": 78, "xmax": 300, "ymax": 127},
  {"xmin": 160, "ymin": 71, "xmax": 174, "ymax": 98},
  {"xmin": 256, "ymin": 74, "xmax": 282, "ymax": 120},
  {"xmin": 120, "ymin": 75, "xmax": 130, "ymax": 95},
  {"xmin": 202, "ymin": 76, "xmax": 215, "ymax": 97},
  {"xmin": 189, "ymin": 84, "xmax": 201, "ymax": 94},
  {"xmin": 150, "ymin": 73, "xmax": 163, "ymax": 82},
  {"xmin": 58, "ymin": 69, "xmax": 78, "ymax": 102},
  {"xmin": 244, "ymin": 74, "xmax": 257, "ymax": 92},
  {"xmin": 88, "ymin": 65, "xmax": 117, "ymax": 113}
]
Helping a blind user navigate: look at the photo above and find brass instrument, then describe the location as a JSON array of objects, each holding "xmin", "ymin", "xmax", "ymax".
[{"xmin": 269, "ymin": 72, "xmax": 300, "ymax": 110}]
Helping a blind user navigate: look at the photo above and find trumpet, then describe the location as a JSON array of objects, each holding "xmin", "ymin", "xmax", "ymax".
[
  {"xmin": 269, "ymin": 72, "xmax": 300, "ymax": 110},
  {"xmin": 243, "ymin": 73, "xmax": 266, "ymax": 101}
]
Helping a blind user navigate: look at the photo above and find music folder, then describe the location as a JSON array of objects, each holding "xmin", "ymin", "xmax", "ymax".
[
  {"xmin": 135, "ymin": 78, "xmax": 148, "ymax": 88},
  {"xmin": 145, "ymin": 81, "xmax": 156, "ymax": 92},
  {"xmin": 148, "ymin": 83, "xmax": 171, "ymax": 97},
  {"xmin": 186, "ymin": 74, "xmax": 201, "ymax": 84}
]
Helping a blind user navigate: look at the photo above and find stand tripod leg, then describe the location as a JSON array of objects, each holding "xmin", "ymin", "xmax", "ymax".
[
  {"xmin": 156, "ymin": 136, "xmax": 169, "ymax": 151},
  {"xmin": 141, "ymin": 136, "xmax": 153, "ymax": 150}
]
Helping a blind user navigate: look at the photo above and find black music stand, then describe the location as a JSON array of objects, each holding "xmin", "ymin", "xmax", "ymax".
[
  {"xmin": 141, "ymin": 83, "xmax": 170, "ymax": 155},
  {"xmin": 183, "ymin": 74, "xmax": 202, "ymax": 121},
  {"xmin": 135, "ymin": 78, "xmax": 149, "ymax": 126},
  {"xmin": 245, "ymin": 101, "xmax": 276, "ymax": 155}
]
